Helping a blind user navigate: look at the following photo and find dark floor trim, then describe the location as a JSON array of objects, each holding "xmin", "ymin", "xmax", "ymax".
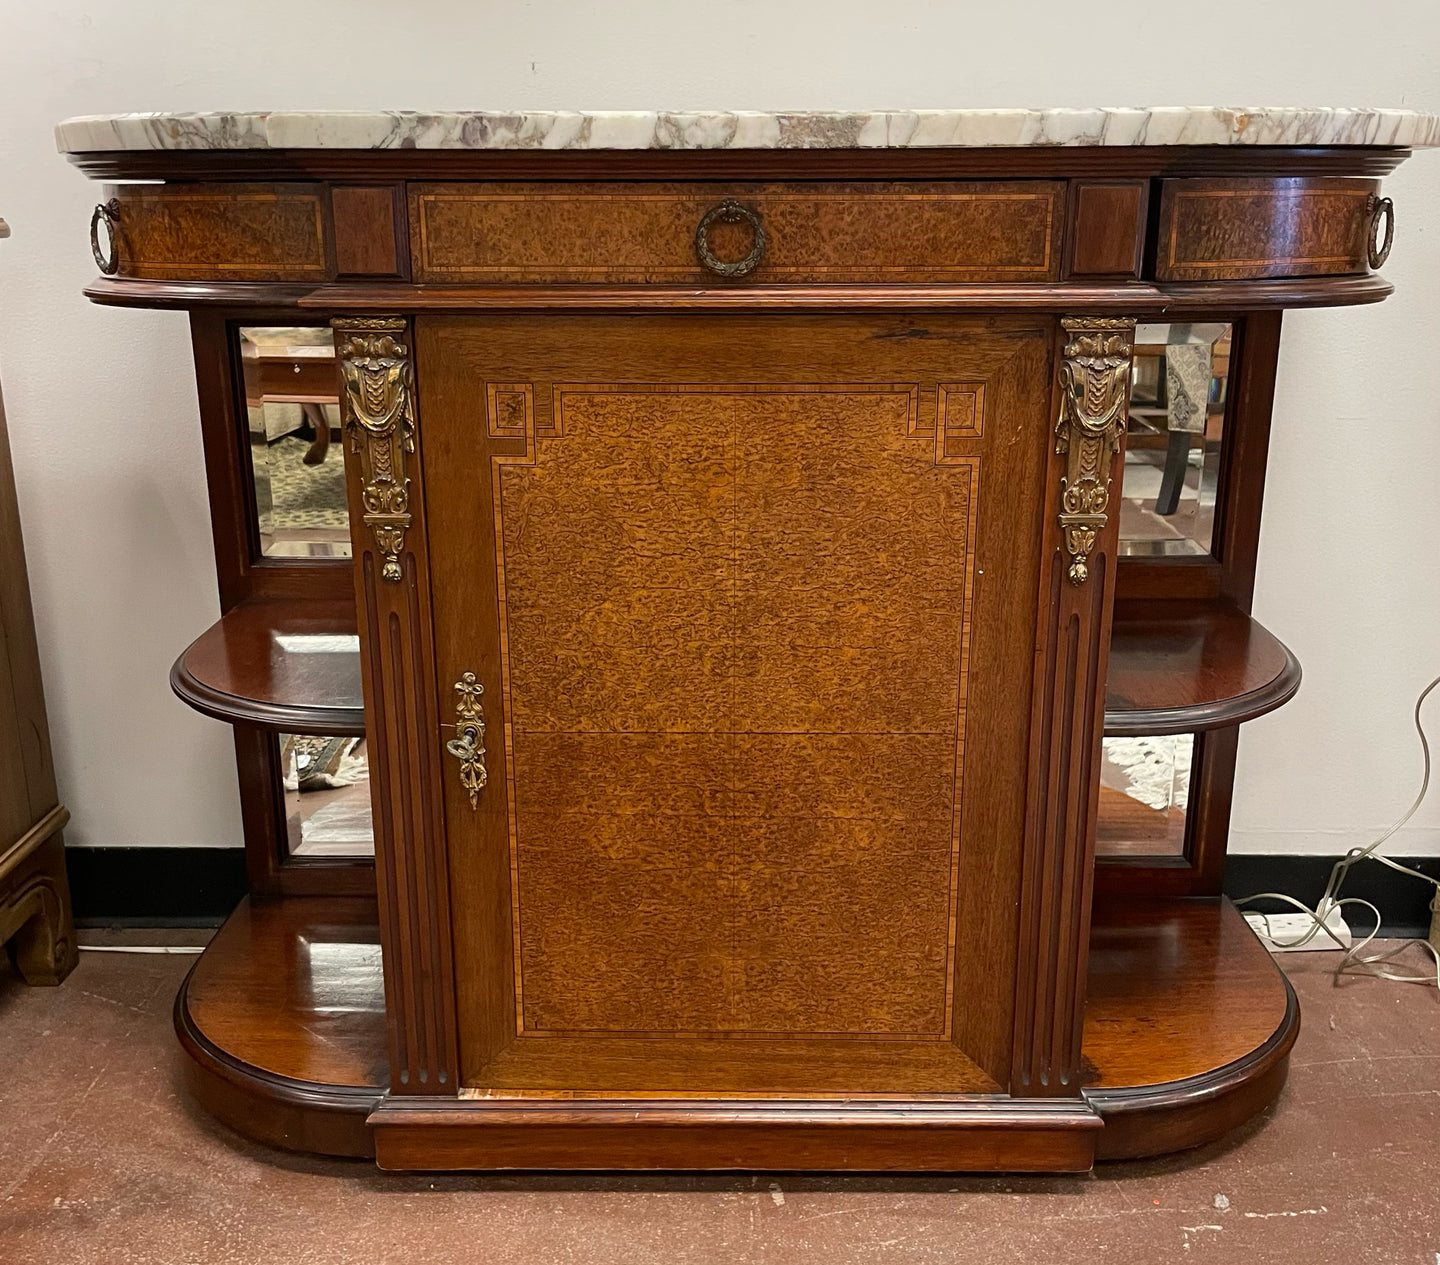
[
  {"xmin": 1225, "ymin": 854, "xmax": 1440, "ymax": 939},
  {"xmin": 63, "ymin": 845, "xmax": 1440, "ymax": 936},
  {"xmin": 67, "ymin": 847, "xmax": 247, "ymax": 926}
]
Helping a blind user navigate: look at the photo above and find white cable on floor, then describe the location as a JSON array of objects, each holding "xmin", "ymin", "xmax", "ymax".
[
  {"xmin": 1234, "ymin": 675, "xmax": 1440, "ymax": 988},
  {"xmin": 78, "ymin": 945, "xmax": 206, "ymax": 955}
]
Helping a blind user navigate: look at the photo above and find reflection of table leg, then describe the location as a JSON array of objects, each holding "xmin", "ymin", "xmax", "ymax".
[
  {"xmin": 1155, "ymin": 428, "xmax": 1191, "ymax": 516},
  {"xmin": 301, "ymin": 402, "xmax": 331, "ymax": 466}
]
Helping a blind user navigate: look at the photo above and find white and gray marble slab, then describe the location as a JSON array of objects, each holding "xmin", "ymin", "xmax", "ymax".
[{"xmin": 55, "ymin": 108, "xmax": 1440, "ymax": 153}]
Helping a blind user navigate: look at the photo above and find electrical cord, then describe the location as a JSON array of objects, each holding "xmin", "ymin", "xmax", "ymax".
[{"xmin": 1234, "ymin": 674, "xmax": 1440, "ymax": 989}]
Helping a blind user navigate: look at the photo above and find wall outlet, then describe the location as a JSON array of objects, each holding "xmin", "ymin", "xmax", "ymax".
[{"xmin": 1244, "ymin": 907, "xmax": 1352, "ymax": 952}]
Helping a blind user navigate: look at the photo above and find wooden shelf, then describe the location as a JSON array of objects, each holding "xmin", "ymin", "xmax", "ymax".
[
  {"xmin": 175, "ymin": 895, "xmax": 385, "ymax": 1157},
  {"xmin": 170, "ymin": 599, "xmax": 364, "ymax": 736},
  {"xmin": 175, "ymin": 597, "xmax": 1294, "ymax": 743},
  {"xmin": 176, "ymin": 893, "xmax": 1294, "ymax": 1163},
  {"xmin": 1104, "ymin": 600, "xmax": 1301, "ymax": 736},
  {"xmin": 1082, "ymin": 896, "xmax": 1296, "ymax": 1159}
]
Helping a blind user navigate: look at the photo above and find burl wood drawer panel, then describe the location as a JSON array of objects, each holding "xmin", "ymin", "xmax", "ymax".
[
  {"xmin": 410, "ymin": 181, "xmax": 1065, "ymax": 283},
  {"xmin": 1155, "ymin": 177, "xmax": 1379, "ymax": 281},
  {"xmin": 110, "ymin": 183, "xmax": 328, "ymax": 281}
]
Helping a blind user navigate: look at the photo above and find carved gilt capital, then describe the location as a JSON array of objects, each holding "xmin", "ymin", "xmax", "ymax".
[
  {"xmin": 1055, "ymin": 317, "xmax": 1135, "ymax": 586},
  {"xmin": 333, "ymin": 316, "xmax": 415, "ymax": 582}
]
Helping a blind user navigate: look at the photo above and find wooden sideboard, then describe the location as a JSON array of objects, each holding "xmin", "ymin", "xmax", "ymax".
[
  {"xmin": 0, "ymin": 216, "xmax": 79, "ymax": 987},
  {"xmin": 62, "ymin": 108, "xmax": 1432, "ymax": 1171}
]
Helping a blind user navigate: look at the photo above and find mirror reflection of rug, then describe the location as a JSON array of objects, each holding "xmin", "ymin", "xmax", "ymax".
[
  {"xmin": 264, "ymin": 432, "xmax": 349, "ymax": 531},
  {"xmin": 1101, "ymin": 735, "xmax": 1191, "ymax": 811}
]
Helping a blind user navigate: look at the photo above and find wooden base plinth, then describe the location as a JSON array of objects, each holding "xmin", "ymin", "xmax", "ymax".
[{"xmin": 176, "ymin": 895, "xmax": 1297, "ymax": 1169}]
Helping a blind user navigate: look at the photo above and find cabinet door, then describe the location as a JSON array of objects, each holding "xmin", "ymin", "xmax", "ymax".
[{"xmin": 419, "ymin": 313, "xmax": 1052, "ymax": 1096}]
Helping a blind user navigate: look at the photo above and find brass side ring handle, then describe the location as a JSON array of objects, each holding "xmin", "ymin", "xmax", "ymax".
[
  {"xmin": 1367, "ymin": 195, "xmax": 1394, "ymax": 270},
  {"xmin": 445, "ymin": 672, "xmax": 488, "ymax": 809},
  {"xmin": 90, "ymin": 199, "xmax": 120, "ymax": 275},
  {"xmin": 695, "ymin": 199, "xmax": 766, "ymax": 279}
]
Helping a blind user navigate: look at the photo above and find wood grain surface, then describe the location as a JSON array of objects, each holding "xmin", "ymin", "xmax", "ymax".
[
  {"xmin": 335, "ymin": 319, "xmax": 459, "ymax": 1094},
  {"xmin": 419, "ymin": 313, "xmax": 1052, "ymax": 1094},
  {"xmin": 1155, "ymin": 177, "xmax": 1377, "ymax": 281},
  {"xmin": 330, "ymin": 185, "xmax": 405, "ymax": 278},
  {"xmin": 1104, "ymin": 599, "xmax": 1300, "ymax": 735},
  {"xmin": 410, "ymin": 181, "xmax": 1063, "ymax": 283},
  {"xmin": 183, "ymin": 895, "xmax": 387, "ymax": 1088},
  {"xmin": 1066, "ymin": 181, "xmax": 1147, "ymax": 278},
  {"xmin": 111, "ymin": 183, "xmax": 328, "ymax": 281},
  {"xmin": 1082, "ymin": 897, "xmax": 1290, "ymax": 1089},
  {"xmin": 170, "ymin": 598, "xmax": 363, "ymax": 735}
]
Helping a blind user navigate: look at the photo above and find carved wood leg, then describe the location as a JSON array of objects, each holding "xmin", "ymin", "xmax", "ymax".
[
  {"xmin": 1155, "ymin": 427, "xmax": 1191, "ymax": 516},
  {"xmin": 301, "ymin": 401, "xmax": 332, "ymax": 465},
  {"xmin": 2, "ymin": 833, "xmax": 79, "ymax": 986}
]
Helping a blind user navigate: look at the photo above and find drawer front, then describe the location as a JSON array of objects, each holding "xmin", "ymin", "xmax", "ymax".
[
  {"xmin": 1155, "ymin": 177, "xmax": 1379, "ymax": 281},
  {"xmin": 109, "ymin": 183, "xmax": 328, "ymax": 282},
  {"xmin": 410, "ymin": 182, "xmax": 1065, "ymax": 284}
]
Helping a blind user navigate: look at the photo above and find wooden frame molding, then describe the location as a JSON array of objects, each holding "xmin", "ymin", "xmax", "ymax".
[
  {"xmin": 335, "ymin": 316, "xmax": 459, "ymax": 1092},
  {"xmin": 1012, "ymin": 316, "xmax": 1134, "ymax": 1095}
]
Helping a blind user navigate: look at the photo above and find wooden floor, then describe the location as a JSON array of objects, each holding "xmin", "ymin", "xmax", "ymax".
[{"xmin": 3, "ymin": 931, "xmax": 1437, "ymax": 1262}]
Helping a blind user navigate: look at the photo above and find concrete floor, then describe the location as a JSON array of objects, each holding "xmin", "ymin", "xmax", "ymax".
[{"xmin": 1, "ymin": 935, "xmax": 1437, "ymax": 1265}]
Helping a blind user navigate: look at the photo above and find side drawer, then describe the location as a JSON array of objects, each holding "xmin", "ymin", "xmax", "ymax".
[
  {"xmin": 1154, "ymin": 177, "xmax": 1382, "ymax": 281},
  {"xmin": 409, "ymin": 181, "xmax": 1065, "ymax": 284},
  {"xmin": 106, "ymin": 183, "xmax": 329, "ymax": 282}
]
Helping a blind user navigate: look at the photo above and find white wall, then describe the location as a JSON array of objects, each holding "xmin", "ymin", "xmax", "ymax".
[{"xmin": 0, "ymin": 0, "xmax": 1436, "ymax": 856}]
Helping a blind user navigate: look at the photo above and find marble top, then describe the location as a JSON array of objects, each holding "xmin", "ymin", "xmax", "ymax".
[{"xmin": 55, "ymin": 108, "xmax": 1440, "ymax": 153}]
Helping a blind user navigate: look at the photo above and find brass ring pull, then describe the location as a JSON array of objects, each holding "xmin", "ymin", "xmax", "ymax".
[
  {"xmin": 445, "ymin": 672, "xmax": 488, "ymax": 809},
  {"xmin": 1366, "ymin": 195, "xmax": 1394, "ymax": 270},
  {"xmin": 90, "ymin": 199, "xmax": 120, "ymax": 275},
  {"xmin": 695, "ymin": 199, "xmax": 766, "ymax": 279}
]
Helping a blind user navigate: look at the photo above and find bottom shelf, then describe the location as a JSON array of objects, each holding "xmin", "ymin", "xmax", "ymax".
[
  {"xmin": 176, "ymin": 894, "xmax": 1296, "ymax": 1166},
  {"xmin": 175, "ymin": 896, "xmax": 387, "ymax": 1158}
]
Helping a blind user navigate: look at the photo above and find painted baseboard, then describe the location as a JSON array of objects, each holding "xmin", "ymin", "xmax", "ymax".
[
  {"xmin": 1224, "ymin": 854, "xmax": 1440, "ymax": 939},
  {"xmin": 66, "ymin": 846, "xmax": 247, "ymax": 926},
  {"xmin": 63, "ymin": 846, "xmax": 1440, "ymax": 936}
]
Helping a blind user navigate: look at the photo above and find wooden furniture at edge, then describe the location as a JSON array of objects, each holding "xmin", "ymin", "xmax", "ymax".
[
  {"xmin": 68, "ymin": 133, "xmax": 1416, "ymax": 1170},
  {"xmin": 0, "ymin": 215, "xmax": 79, "ymax": 987}
]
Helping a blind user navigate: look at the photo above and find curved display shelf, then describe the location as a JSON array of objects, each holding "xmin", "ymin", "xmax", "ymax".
[
  {"xmin": 176, "ymin": 893, "xmax": 1292, "ymax": 1163},
  {"xmin": 175, "ymin": 895, "xmax": 385, "ymax": 1158},
  {"xmin": 1083, "ymin": 898, "xmax": 1298, "ymax": 1159},
  {"xmin": 1104, "ymin": 600, "xmax": 1301, "ymax": 737},
  {"xmin": 170, "ymin": 599, "xmax": 365, "ymax": 736}
]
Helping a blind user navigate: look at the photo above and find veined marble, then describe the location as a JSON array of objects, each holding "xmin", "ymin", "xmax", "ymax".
[{"xmin": 55, "ymin": 107, "xmax": 1440, "ymax": 153}]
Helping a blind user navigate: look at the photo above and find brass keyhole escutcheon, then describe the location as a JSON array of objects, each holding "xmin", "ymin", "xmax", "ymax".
[
  {"xmin": 695, "ymin": 199, "xmax": 767, "ymax": 279},
  {"xmin": 446, "ymin": 671, "xmax": 488, "ymax": 809}
]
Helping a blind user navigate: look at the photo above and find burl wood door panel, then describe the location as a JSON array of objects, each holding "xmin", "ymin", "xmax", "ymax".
[
  {"xmin": 419, "ymin": 314, "xmax": 1052, "ymax": 1095},
  {"xmin": 410, "ymin": 182, "xmax": 1063, "ymax": 284}
]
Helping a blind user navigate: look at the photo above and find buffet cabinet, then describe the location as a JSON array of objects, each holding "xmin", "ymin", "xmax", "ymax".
[{"xmin": 66, "ymin": 120, "xmax": 1421, "ymax": 1171}]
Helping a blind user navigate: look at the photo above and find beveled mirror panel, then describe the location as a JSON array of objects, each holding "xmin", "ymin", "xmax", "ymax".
[
  {"xmin": 279, "ymin": 733, "xmax": 373, "ymax": 859},
  {"xmin": 240, "ymin": 326, "xmax": 351, "ymax": 559},
  {"xmin": 1095, "ymin": 732, "xmax": 1193, "ymax": 858},
  {"xmin": 1120, "ymin": 323, "xmax": 1231, "ymax": 557}
]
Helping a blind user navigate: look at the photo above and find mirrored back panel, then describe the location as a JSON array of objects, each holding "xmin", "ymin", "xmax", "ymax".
[
  {"xmin": 240, "ymin": 326, "xmax": 351, "ymax": 559},
  {"xmin": 1120, "ymin": 323, "xmax": 1231, "ymax": 558},
  {"xmin": 279, "ymin": 733, "xmax": 374, "ymax": 859},
  {"xmin": 1095, "ymin": 732, "xmax": 1193, "ymax": 859}
]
